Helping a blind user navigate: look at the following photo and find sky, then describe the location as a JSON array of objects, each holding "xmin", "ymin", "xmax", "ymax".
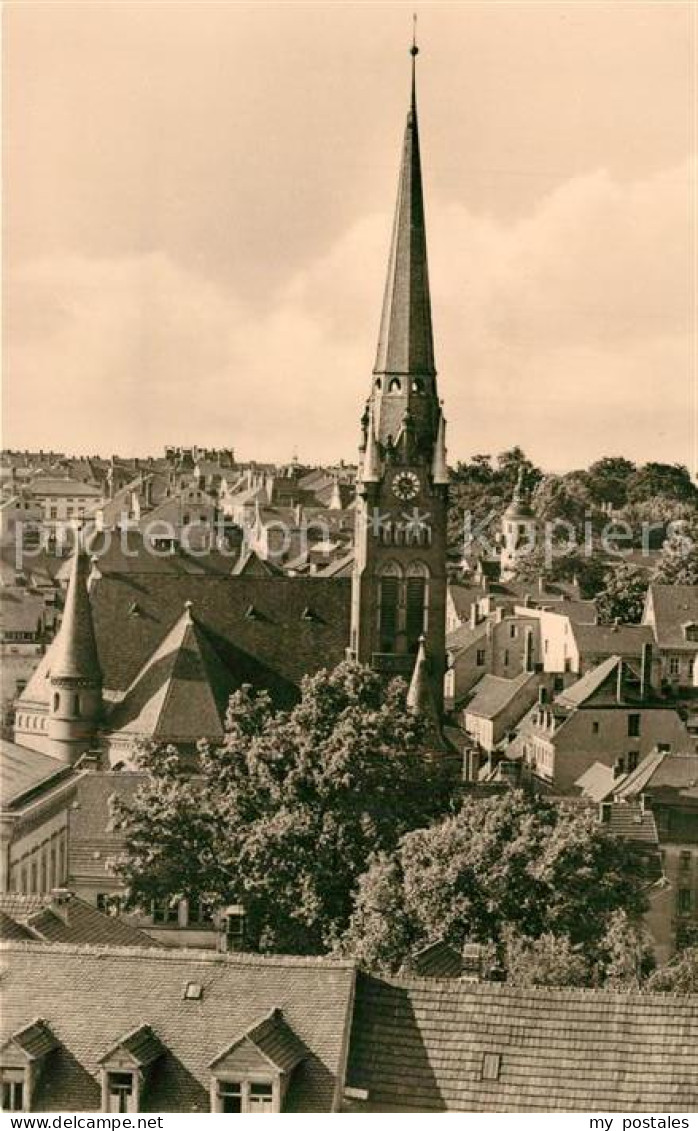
[{"xmin": 3, "ymin": 1, "xmax": 696, "ymax": 471}]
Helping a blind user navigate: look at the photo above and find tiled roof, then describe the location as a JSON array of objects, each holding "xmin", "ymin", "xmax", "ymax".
[
  {"xmin": 346, "ymin": 972, "xmax": 698, "ymax": 1112},
  {"xmin": 1, "ymin": 942, "xmax": 357, "ymax": 1113},
  {"xmin": 90, "ymin": 575, "xmax": 350, "ymax": 705},
  {"xmin": 604, "ymin": 803, "xmax": 659, "ymax": 845},
  {"xmin": 1, "ymin": 739, "xmax": 71, "ymax": 807},
  {"xmin": 211, "ymin": 1008, "xmax": 307, "ymax": 1074},
  {"xmin": 645, "ymin": 585, "xmax": 698, "ymax": 650},
  {"xmin": 575, "ymin": 761, "xmax": 618, "ymax": 802},
  {"xmin": 106, "ymin": 608, "xmax": 234, "ymax": 743},
  {"xmin": 0, "ymin": 590, "xmax": 45, "ymax": 634},
  {"xmin": 614, "ymin": 751, "xmax": 698, "ymax": 802},
  {"xmin": 27, "ymin": 478, "xmax": 102, "ymax": 498},
  {"xmin": 0, "ymin": 894, "xmax": 158, "ymax": 949},
  {"xmin": 571, "ymin": 622, "xmax": 653, "ymax": 658},
  {"xmin": 465, "ymin": 673, "xmax": 537, "ymax": 720},
  {"xmin": 555, "ymin": 655, "xmax": 621, "ymax": 708}
]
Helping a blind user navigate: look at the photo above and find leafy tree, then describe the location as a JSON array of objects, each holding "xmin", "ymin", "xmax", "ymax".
[
  {"xmin": 653, "ymin": 517, "xmax": 698, "ymax": 585},
  {"xmin": 596, "ymin": 563, "xmax": 649, "ymax": 624},
  {"xmin": 115, "ymin": 663, "xmax": 451, "ymax": 954},
  {"xmin": 626, "ymin": 463, "xmax": 698, "ymax": 506},
  {"xmin": 585, "ymin": 457, "xmax": 636, "ymax": 508},
  {"xmin": 598, "ymin": 909, "xmax": 655, "ymax": 989},
  {"xmin": 341, "ymin": 792, "xmax": 647, "ymax": 975},
  {"xmin": 645, "ymin": 947, "xmax": 698, "ymax": 994},
  {"xmin": 503, "ymin": 928, "xmax": 590, "ymax": 988}
]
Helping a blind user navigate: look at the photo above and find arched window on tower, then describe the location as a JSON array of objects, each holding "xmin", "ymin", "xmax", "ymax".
[
  {"xmin": 411, "ymin": 378, "xmax": 425, "ymax": 393},
  {"xmin": 388, "ymin": 378, "xmax": 401, "ymax": 394},
  {"xmin": 378, "ymin": 561, "xmax": 402, "ymax": 654},
  {"xmin": 405, "ymin": 562, "xmax": 430, "ymax": 652},
  {"xmin": 53, "ymin": 692, "xmax": 59, "ymax": 712}
]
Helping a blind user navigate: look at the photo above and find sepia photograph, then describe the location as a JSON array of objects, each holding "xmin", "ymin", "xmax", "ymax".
[{"xmin": 1, "ymin": 0, "xmax": 697, "ymax": 1119}]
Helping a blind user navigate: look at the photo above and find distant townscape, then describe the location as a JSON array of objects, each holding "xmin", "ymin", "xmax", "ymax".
[{"xmin": 2, "ymin": 44, "xmax": 696, "ymax": 1117}]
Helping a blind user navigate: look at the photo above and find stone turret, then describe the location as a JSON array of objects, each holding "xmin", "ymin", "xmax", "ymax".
[{"xmin": 48, "ymin": 540, "xmax": 102, "ymax": 763}]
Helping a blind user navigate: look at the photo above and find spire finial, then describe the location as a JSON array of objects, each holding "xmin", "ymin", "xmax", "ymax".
[{"xmin": 410, "ymin": 13, "xmax": 419, "ymax": 109}]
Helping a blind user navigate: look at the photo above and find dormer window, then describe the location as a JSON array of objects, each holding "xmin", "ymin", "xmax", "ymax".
[
  {"xmin": 98, "ymin": 1025, "xmax": 164, "ymax": 1114},
  {"xmin": 209, "ymin": 1009, "xmax": 305, "ymax": 1115},
  {"xmin": 0, "ymin": 1020, "xmax": 58, "ymax": 1112},
  {"xmin": 683, "ymin": 622, "xmax": 698, "ymax": 643}
]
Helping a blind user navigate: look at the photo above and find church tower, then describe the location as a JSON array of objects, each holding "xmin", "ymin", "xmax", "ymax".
[
  {"xmin": 500, "ymin": 468, "xmax": 537, "ymax": 581},
  {"xmin": 48, "ymin": 540, "xmax": 103, "ymax": 764},
  {"xmin": 349, "ymin": 41, "xmax": 448, "ymax": 713}
]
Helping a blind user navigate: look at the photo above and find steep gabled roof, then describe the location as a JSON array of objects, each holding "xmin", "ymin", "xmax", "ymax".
[
  {"xmin": 571, "ymin": 622, "xmax": 653, "ymax": 658},
  {"xmin": 644, "ymin": 584, "xmax": 698, "ymax": 650},
  {"xmin": 210, "ymin": 1008, "xmax": 306, "ymax": 1074},
  {"xmin": 555, "ymin": 655, "xmax": 622, "ymax": 708},
  {"xmin": 106, "ymin": 605, "xmax": 235, "ymax": 743},
  {"xmin": 465, "ymin": 672, "xmax": 537, "ymax": 721},
  {"xmin": 0, "ymin": 893, "xmax": 158, "ymax": 949}
]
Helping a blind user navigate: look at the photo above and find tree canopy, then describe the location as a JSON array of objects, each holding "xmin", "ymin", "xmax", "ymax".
[
  {"xmin": 341, "ymin": 791, "xmax": 649, "ymax": 982},
  {"xmin": 115, "ymin": 662, "xmax": 451, "ymax": 954}
]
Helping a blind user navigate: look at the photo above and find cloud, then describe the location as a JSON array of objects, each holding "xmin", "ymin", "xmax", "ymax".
[{"xmin": 4, "ymin": 159, "xmax": 694, "ymax": 470}]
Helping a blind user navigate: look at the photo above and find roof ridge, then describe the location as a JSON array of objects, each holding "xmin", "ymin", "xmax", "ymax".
[
  {"xmin": 0, "ymin": 940, "xmax": 357, "ymax": 969},
  {"xmin": 368, "ymin": 971, "xmax": 698, "ymax": 1002}
]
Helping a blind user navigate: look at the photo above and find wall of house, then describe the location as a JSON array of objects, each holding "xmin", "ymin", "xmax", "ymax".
[
  {"xmin": 551, "ymin": 709, "xmax": 693, "ymax": 793},
  {"xmin": 450, "ymin": 616, "xmax": 540, "ymax": 705},
  {"xmin": 8, "ymin": 807, "xmax": 70, "ymax": 894}
]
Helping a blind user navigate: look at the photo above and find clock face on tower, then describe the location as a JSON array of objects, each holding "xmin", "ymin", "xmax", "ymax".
[{"xmin": 391, "ymin": 470, "xmax": 420, "ymax": 501}]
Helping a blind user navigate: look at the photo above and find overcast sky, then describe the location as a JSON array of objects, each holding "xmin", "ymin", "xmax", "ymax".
[{"xmin": 4, "ymin": 1, "xmax": 696, "ymax": 471}]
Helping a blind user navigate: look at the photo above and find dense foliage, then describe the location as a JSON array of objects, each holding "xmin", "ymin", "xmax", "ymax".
[
  {"xmin": 340, "ymin": 791, "xmax": 650, "ymax": 983},
  {"xmin": 115, "ymin": 662, "xmax": 451, "ymax": 953}
]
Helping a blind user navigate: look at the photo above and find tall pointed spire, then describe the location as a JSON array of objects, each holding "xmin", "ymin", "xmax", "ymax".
[
  {"xmin": 373, "ymin": 32, "xmax": 435, "ymax": 382},
  {"xmin": 51, "ymin": 539, "xmax": 102, "ymax": 684}
]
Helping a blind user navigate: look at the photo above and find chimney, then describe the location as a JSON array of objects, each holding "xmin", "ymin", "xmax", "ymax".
[
  {"xmin": 469, "ymin": 604, "xmax": 478, "ymax": 630},
  {"xmin": 538, "ymin": 575, "xmax": 545, "ymax": 595},
  {"xmin": 218, "ymin": 904, "xmax": 246, "ymax": 953},
  {"xmin": 640, "ymin": 641, "xmax": 652, "ymax": 700},
  {"xmin": 462, "ymin": 747, "xmax": 480, "ymax": 784},
  {"xmin": 461, "ymin": 942, "xmax": 484, "ymax": 983}
]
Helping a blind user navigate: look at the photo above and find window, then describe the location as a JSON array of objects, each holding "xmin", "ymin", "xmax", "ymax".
[
  {"xmin": 678, "ymin": 888, "xmax": 692, "ymax": 917},
  {"xmin": 503, "ymin": 650, "xmax": 509, "ymax": 667},
  {"xmin": 476, "ymin": 649, "xmax": 486, "ymax": 667},
  {"xmin": 679, "ymin": 851, "xmax": 692, "ymax": 871},
  {"xmin": 405, "ymin": 566, "xmax": 428, "ymax": 651},
  {"xmin": 152, "ymin": 898, "xmax": 180, "ymax": 925},
  {"xmin": 217, "ymin": 1081, "xmax": 242, "ymax": 1112},
  {"xmin": 388, "ymin": 377, "xmax": 401, "ymax": 393},
  {"xmin": 248, "ymin": 1083, "xmax": 274, "ymax": 1112},
  {"xmin": 481, "ymin": 1053, "xmax": 501, "ymax": 1082},
  {"xmin": 592, "ymin": 721, "xmax": 600, "ymax": 735},
  {"xmin": 684, "ymin": 624, "xmax": 698, "ymax": 643},
  {"xmin": 96, "ymin": 893, "xmax": 122, "ymax": 916},
  {"xmin": 106, "ymin": 1072, "xmax": 135, "ymax": 1114},
  {"xmin": 669, "ymin": 656, "xmax": 681, "ymax": 677},
  {"xmin": 627, "ymin": 750, "xmax": 639, "ymax": 773},
  {"xmin": 509, "ymin": 624, "xmax": 517, "ymax": 639},
  {"xmin": 378, "ymin": 565, "xmax": 401, "ymax": 653},
  {"xmin": 627, "ymin": 714, "xmax": 641, "ymax": 738},
  {"xmin": 215, "ymin": 1080, "xmax": 276, "ymax": 1114},
  {"xmin": 1, "ymin": 1071, "xmax": 25, "ymax": 1112}
]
